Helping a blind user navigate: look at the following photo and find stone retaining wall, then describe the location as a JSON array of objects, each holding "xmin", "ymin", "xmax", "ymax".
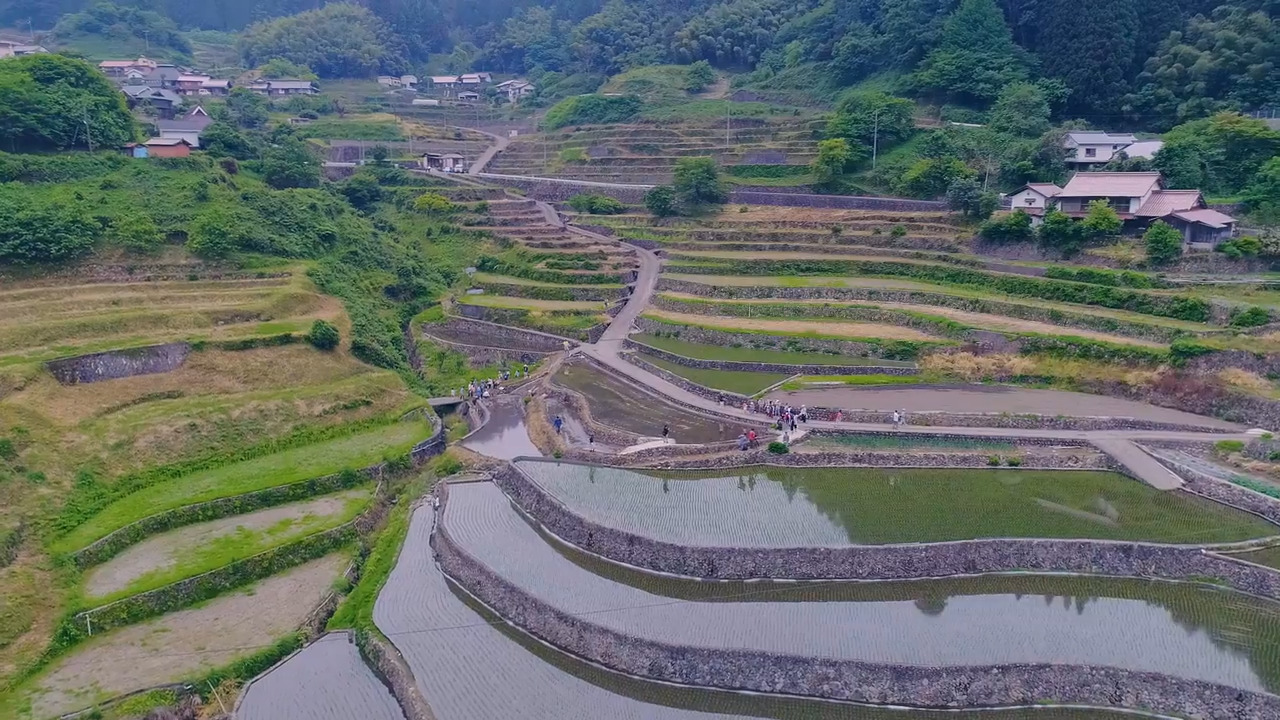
[
  {"xmin": 560, "ymin": 447, "xmax": 1112, "ymax": 470},
  {"xmin": 45, "ymin": 343, "xmax": 191, "ymax": 385},
  {"xmin": 473, "ymin": 282, "xmax": 626, "ymax": 302},
  {"xmin": 434, "ymin": 496, "xmax": 1280, "ymax": 720},
  {"xmin": 432, "ymin": 316, "xmax": 575, "ymax": 352},
  {"xmin": 357, "ymin": 626, "xmax": 437, "ymax": 720},
  {"xmin": 729, "ymin": 190, "xmax": 947, "ymax": 212},
  {"xmin": 795, "ymin": 405, "xmax": 1226, "ymax": 433},
  {"xmin": 626, "ymin": 339, "xmax": 919, "ymax": 376},
  {"xmin": 655, "ymin": 278, "xmax": 1181, "ymax": 344},
  {"xmin": 421, "ymin": 330, "xmax": 553, "ymax": 367},
  {"xmin": 490, "ymin": 463, "xmax": 1280, "ymax": 593}
]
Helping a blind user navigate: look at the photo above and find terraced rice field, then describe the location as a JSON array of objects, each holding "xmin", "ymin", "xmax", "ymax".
[
  {"xmin": 239, "ymin": 632, "xmax": 403, "ymax": 720},
  {"xmin": 642, "ymin": 356, "xmax": 791, "ymax": 395},
  {"xmin": 457, "ymin": 295, "xmax": 607, "ymax": 312},
  {"xmin": 84, "ymin": 487, "xmax": 371, "ymax": 602},
  {"xmin": 658, "ymin": 293, "xmax": 1166, "ymax": 347},
  {"xmin": 380, "ymin": 503, "xmax": 1133, "ymax": 720},
  {"xmin": 471, "ymin": 272, "xmax": 622, "ymax": 289},
  {"xmin": 443, "ymin": 482, "xmax": 1279, "ymax": 693},
  {"xmin": 0, "ymin": 271, "xmax": 338, "ymax": 369},
  {"xmin": 765, "ymin": 385, "xmax": 1239, "ymax": 429},
  {"xmin": 515, "ymin": 460, "xmax": 1276, "ymax": 545},
  {"xmin": 53, "ymin": 420, "xmax": 430, "ymax": 554},
  {"xmin": 662, "ymin": 274, "xmax": 1214, "ymax": 332},
  {"xmin": 634, "ymin": 334, "xmax": 917, "ymax": 367},
  {"xmin": 644, "ymin": 309, "xmax": 937, "ymax": 341},
  {"xmin": 10, "ymin": 554, "xmax": 349, "ymax": 719},
  {"xmin": 554, "ymin": 362, "xmax": 741, "ymax": 443}
]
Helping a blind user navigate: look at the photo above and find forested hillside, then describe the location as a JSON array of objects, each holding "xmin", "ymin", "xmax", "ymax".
[{"xmin": 3, "ymin": 0, "xmax": 1276, "ymax": 129}]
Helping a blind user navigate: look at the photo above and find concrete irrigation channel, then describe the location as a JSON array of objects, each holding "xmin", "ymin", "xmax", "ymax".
[
  {"xmin": 438, "ymin": 482, "xmax": 1280, "ymax": 706},
  {"xmin": 374, "ymin": 502, "xmax": 1146, "ymax": 720},
  {"xmin": 238, "ymin": 632, "xmax": 404, "ymax": 720}
]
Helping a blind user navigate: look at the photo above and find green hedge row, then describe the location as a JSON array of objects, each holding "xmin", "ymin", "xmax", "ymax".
[
  {"xmin": 1015, "ymin": 334, "xmax": 1171, "ymax": 365},
  {"xmin": 663, "ymin": 258, "xmax": 1213, "ymax": 323},
  {"xmin": 1042, "ymin": 266, "xmax": 1166, "ymax": 289},
  {"xmin": 70, "ymin": 468, "xmax": 377, "ymax": 569},
  {"xmin": 476, "ymin": 256, "xmax": 623, "ymax": 285},
  {"xmin": 55, "ymin": 524, "xmax": 359, "ymax": 651},
  {"xmin": 193, "ymin": 333, "xmax": 301, "ymax": 352},
  {"xmin": 52, "ymin": 415, "xmax": 412, "ymax": 537},
  {"xmin": 724, "ymin": 164, "xmax": 812, "ymax": 179},
  {"xmin": 653, "ymin": 295, "xmax": 970, "ymax": 339},
  {"xmin": 641, "ymin": 316, "xmax": 944, "ymax": 360}
]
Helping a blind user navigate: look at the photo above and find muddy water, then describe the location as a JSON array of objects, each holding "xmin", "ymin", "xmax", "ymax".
[
  {"xmin": 460, "ymin": 397, "xmax": 541, "ymax": 460},
  {"xmin": 377, "ymin": 504, "xmax": 1139, "ymax": 720},
  {"xmin": 444, "ymin": 482, "xmax": 1280, "ymax": 694},
  {"xmin": 239, "ymin": 632, "xmax": 403, "ymax": 720},
  {"xmin": 515, "ymin": 460, "xmax": 1276, "ymax": 546},
  {"xmin": 554, "ymin": 363, "xmax": 737, "ymax": 443}
]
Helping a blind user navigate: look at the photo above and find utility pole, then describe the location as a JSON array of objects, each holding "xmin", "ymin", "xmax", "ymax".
[
  {"xmin": 143, "ymin": 29, "xmax": 149, "ymax": 54},
  {"xmin": 725, "ymin": 99, "xmax": 731, "ymax": 147},
  {"xmin": 871, "ymin": 108, "xmax": 881, "ymax": 171},
  {"xmin": 82, "ymin": 106, "xmax": 94, "ymax": 153}
]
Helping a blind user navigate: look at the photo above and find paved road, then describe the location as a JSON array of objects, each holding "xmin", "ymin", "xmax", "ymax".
[{"xmin": 464, "ymin": 128, "xmax": 510, "ymax": 175}]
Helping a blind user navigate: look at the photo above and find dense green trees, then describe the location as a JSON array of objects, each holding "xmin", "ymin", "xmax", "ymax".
[
  {"xmin": 811, "ymin": 138, "xmax": 855, "ymax": 190},
  {"xmin": 1157, "ymin": 114, "xmax": 1280, "ymax": 195},
  {"xmin": 644, "ymin": 185, "xmax": 679, "ymax": 217},
  {"xmin": 987, "ymin": 82, "xmax": 1051, "ymax": 137},
  {"xmin": 239, "ymin": 3, "xmax": 407, "ymax": 78},
  {"xmin": 52, "ymin": 1, "xmax": 191, "ymax": 56},
  {"xmin": 1036, "ymin": 0, "xmax": 1139, "ymax": 115},
  {"xmin": 909, "ymin": 0, "xmax": 1028, "ymax": 105},
  {"xmin": 0, "ymin": 54, "xmax": 134, "ymax": 152},
  {"xmin": 673, "ymin": 0, "xmax": 811, "ymax": 68},
  {"xmin": 261, "ymin": 139, "xmax": 319, "ymax": 190},
  {"xmin": 0, "ymin": 182, "xmax": 97, "ymax": 263},
  {"xmin": 1243, "ymin": 158, "xmax": 1280, "ymax": 222},
  {"xmin": 826, "ymin": 91, "xmax": 914, "ymax": 152},
  {"xmin": 542, "ymin": 94, "xmax": 642, "ymax": 129}
]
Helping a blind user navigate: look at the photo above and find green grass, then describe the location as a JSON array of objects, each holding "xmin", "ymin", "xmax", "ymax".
[
  {"xmin": 84, "ymin": 488, "xmax": 371, "ymax": 606},
  {"xmin": 295, "ymin": 119, "xmax": 404, "ymax": 141},
  {"xmin": 634, "ymin": 334, "xmax": 916, "ymax": 367},
  {"xmin": 455, "ymin": 294, "xmax": 604, "ymax": 311},
  {"xmin": 639, "ymin": 100, "xmax": 813, "ymax": 123},
  {"xmin": 643, "ymin": 355, "xmax": 791, "ymax": 396},
  {"xmin": 328, "ymin": 475, "xmax": 429, "ymax": 631},
  {"xmin": 1231, "ymin": 545, "xmax": 1280, "ymax": 571},
  {"xmin": 52, "ymin": 421, "xmax": 430, "ymax": 554},
  {"xmin": 472, "ymin": 272, "xmax": 622, "ymax": 289},
  {"xmin": 808, "ymin": 434, "xmax": 1017, "ymax": 451},
  {"xmin": 781, "ymin": 374, "xmax": 931, "ymax": 389}
]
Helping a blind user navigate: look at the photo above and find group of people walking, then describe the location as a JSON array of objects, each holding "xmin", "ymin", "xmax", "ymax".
[{"xmin": 451, "ymin": 363, "xmax": 533, "ymax": 401}]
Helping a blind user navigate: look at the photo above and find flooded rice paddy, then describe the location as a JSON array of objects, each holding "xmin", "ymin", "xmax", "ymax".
[
  {"xmin": 377, "ymin": 503, "xmax": 1146, "ymax": 719},
  {"xmin": 554, "ymin": 362, "xmax": 737, "ymax": 443},
  {"xmin": 443, "ymin": 482, "xmax": 1280, "ymax": 694},
  {"xmin": 238, "ymin": 632, "xmax": 403, "ymax": 720},
  {"xmin": 460, "ymin": 397, "xmax": 541, "ymax": 460},
  {"xmin": 515, "ymin": 460, "xmax": 1277, "ymax": 545}
]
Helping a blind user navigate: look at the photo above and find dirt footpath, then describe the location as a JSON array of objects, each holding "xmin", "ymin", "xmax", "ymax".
[
  {"xmin": 766, "ymin": 385, "xmax": 1239, "ymax": 429},
  {"xmin": 26, "ymin": 554, "xmax": 348, "ymax": 719}
]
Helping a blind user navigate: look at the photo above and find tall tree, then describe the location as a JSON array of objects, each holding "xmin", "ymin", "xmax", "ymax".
[
  {"xmin": 238, "ymin": 3, "xmax": 408, "ymax": 78},
  {"xmin": 880, "ymin": 0, "xmax": 961, "ymax": 68},
  {"xmin": 826, "ymin": 91, "xmax": 914, "ymax": 152},
  {"xmin": 1037, "ymin": 0, "xmax": 1139, "ymax": 116},
  {"xmin": 988, "ymin": 82, "xmax": 1050, "ymax": 137},
  {"xmin": 908, "ymin": 0, "xmax": 1028, "ymax": 106},
  {"xmin": 0, "ymin": 54, "xmax": 134, "ymax": 152}
]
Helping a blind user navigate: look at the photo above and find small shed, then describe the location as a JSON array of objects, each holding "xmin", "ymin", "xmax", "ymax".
[
  {"xmin": 1165, "ymin": 209, "xmax": 1237, "ymax": 248},
  {"xmin": 421, "ymin": 153, "xmax": 468, "ymax": 173},
  {"xmin": 456, "ymin": 91, "xmax": 480, "ymax": 102},
  {"xmin": 143, "ymin": 137, "xmax": 192, "ymax": 158}
]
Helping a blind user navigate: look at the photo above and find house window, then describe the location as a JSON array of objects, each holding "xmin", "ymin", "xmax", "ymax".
[{"xmin": 1084, "ymin": 148, "xmax": 1097, "ymax": 158}]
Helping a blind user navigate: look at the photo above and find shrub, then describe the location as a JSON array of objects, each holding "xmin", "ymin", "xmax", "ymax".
[
  {"xmin": 673, "ymin": 157, "xmax": 727, "ymax": 208},
  {"xmin": 1217, "ymin": 235, "xmax": 1263, "ymax": 260},
  {"xmin": 1038, "ymin": 209, "xmax": 1085, "ymax": 257},
  {"xmin": 1215, "ymin": 440, "xmax": 1245, "ymax": 453},
  {"xmin": 1005, "ymin": 457, "xmax": 1023, "ymax": 467},
  {"xmin": 979, "ymin": 210, "xmax": 1034, "ymax": 243},
  {"xmin": 306, "ymin": 320, "xmax": 340, "ymax": 351},
  {"xmin": 890, "ymin": 225, "xmax": 907, "ymax": 238},
  {"xmin": 767, "ymin": 441, "xmax": 789, "ymax": 454},
  {"xmin": 0, "ymin": 438, "xmax": 14, "ymax": 461},
  {"xmin": 987, "ymin": 455, "xmax": 1001, "ymax": 466},
  {"xmin": 431, "ymin": 452, "xmax": 463, "ymax": 476},
  {"xmin": 1143, "ymin": 221, "xmax": 1183, "ymax": 266},
  {"xmin": 1081, "ymin": 200, "xmax": 1123, "ymax": 241},
  {"xmin": 1230, "ymin": 306, "xmax": 1271, "ymax": 328},
  {"xmin": 567, "ymin": 194, "xmax": 626, "ymax": 215},
  {"xmin": 644, "ymin": 185, "xmax": 679, "ymax": 217},
  {"xmin": 107, "ymin": 213, "xmax": 164, "ymax": 252}
]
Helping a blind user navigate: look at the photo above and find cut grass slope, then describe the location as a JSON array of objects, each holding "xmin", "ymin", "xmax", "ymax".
[
  {"xmin": 643, "ymin": 309, "xmax": 937, "ymax": 342},
  {"xmin": 52, "ymin": 421, "xmax": 429, "ymax": 554},
  {"xmin": 633, "ymin": 334, "xmax": 917, "ymax": 367}
]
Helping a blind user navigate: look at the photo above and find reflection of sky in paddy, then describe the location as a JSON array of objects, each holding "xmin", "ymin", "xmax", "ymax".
[{"xmin": 448, "ymin": 482, "xmax": 1278, "ymax": 695}]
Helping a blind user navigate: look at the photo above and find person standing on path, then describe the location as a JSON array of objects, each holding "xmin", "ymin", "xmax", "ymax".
[
  {"xmin": 892, "ymin": 410, "xmax": 901, "ymax": 428},
  {"xmin": 553, "ymin": 415, "xmax": 563, "ymax": 434},
  {"xmin": 662, "ymin": 424, "xmax": 670, "ymax": 440}
]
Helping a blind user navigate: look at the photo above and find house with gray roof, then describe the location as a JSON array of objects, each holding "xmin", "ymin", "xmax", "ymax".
[{"xmin": 1051, "ymin": 172, "xmax": 1236, "ymax": 246}]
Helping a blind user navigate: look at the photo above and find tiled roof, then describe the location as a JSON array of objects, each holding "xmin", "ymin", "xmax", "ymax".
[
  {"xmin": 1025, "ymin": 183, "xmax": 1063, "ymax": 198},
  {"xmin": 145, "ymin": 137, "xmax": 189, "ymax": 146},
  {"xmin": 1066, "ymin": 131, "xmax": 1138, "ymax": 145},
  {"xmin": 1136, "ymin": 190, "xmax": 1203, "ymax": 217},
  {"xmin": 1170, "ymin": 208, "xmax": 1236, "ymax": 228},
  {"xmin": 1059, "ymin": 172, "xmax": 1161, "ymax": 198}
]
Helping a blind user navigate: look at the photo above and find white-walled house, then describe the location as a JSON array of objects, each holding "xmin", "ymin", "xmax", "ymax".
[
  {"xmin": 1062, "ymin": 132, "xmax": 1165, "ymax": 167},
  {"xmin": 1007, "ymin": 183, "xmax": 1063, "ymax": 220}
]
